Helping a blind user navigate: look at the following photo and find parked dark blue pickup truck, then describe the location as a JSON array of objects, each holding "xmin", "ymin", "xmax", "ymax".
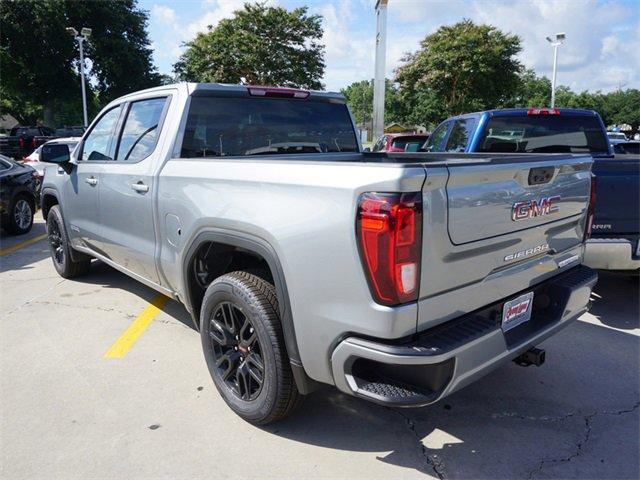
[
  {"xmin": 585, "ymin": 145, "xmax": 640, "ymax": 272},
  {"xmin": 426, "ymin": 107, "xmax": 638, "ymax": 273}
]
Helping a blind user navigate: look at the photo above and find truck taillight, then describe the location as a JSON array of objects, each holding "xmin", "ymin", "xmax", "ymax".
[
  {"xmin": 356, "ymin": 192, "xmax": 422, "ymax": 306},
  {"xmin": 584, "ymin": 174, "xmax": 597, "ymax": 241},
  {"xmin": 31, "ymin": 138, "xmax": 37, "ymax": 148},
  {"xmin": 527, "ymin": 108, "xmax": 560, "ymax": 115},
  {"xmin": 247, "ymin": 86, "xmax": 310, "ymax": 99},
  {"xmin": 19, "ymin": 138, "xmax": 25, "ymax": 149}
]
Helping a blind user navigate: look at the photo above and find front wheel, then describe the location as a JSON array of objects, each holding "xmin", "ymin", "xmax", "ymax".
[
  {"xmin": 200, "ymin": 271, "xmax": 303, "ymax": 424},
  {"xmin": 46, "ymin": 205, "xmax": 91, "ymax": 278}
]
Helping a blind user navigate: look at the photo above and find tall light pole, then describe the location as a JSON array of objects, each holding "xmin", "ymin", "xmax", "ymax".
[
  {"xmin": 546, "ymin": 32, "xmax": 565, "ymax": 108},
  {"xmin": 372, "ymin": 0, "xmax": 389, "ymax": 142},
  {"xmin": 67, "ymin": 27, "xmax": 92, "ymax": 128}
]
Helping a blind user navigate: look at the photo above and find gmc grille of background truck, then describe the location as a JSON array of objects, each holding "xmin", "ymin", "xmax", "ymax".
[{"xmin": 356, "ymin": 192, "xmax": 423, "ymax": 306}]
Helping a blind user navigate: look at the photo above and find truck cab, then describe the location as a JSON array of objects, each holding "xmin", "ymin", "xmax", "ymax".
[{"xmin": 424, "ymin": 108, "xmax": 612, "ymax": 157}]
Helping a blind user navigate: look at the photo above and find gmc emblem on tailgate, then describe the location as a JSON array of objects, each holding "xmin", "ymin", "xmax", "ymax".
[{"xmin": 511, "ymin": 196, "xmax": 561, "ymax": 221}]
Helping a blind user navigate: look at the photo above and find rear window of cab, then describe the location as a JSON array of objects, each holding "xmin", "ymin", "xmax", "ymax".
[
  {"xmin": 478, "ymin": 116, "xmax": 609, "ymax": 155},
  {"xmin": 180, "ymin": 96, "xmax": 359, "ymax": 158}
]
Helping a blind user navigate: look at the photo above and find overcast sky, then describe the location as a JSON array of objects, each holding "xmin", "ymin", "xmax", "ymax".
[{"xmin": 141, "ymin": 0, "xmax": 640, "ymax": 93}]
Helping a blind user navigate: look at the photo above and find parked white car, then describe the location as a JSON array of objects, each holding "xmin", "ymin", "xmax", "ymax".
[
  {"xmin": 606, "ymin": 131, "xmax": 628, "ymax": 143},
  {"xmin": 23, "ymin": 137, "xmax": 81, "ymax": 178}
]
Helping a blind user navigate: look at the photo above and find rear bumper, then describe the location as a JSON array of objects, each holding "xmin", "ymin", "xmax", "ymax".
[
  {"xmin": 330, "ymin": 265, "xmax": 598, "ymax": 407},
  {"xmin": 584, "ymin": 237, "xmax": 640, "ymax": 271}
]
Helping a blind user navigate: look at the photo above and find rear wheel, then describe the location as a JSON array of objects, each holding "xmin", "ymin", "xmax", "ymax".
[
  {"xmin": 3, "ymin": 194, "xmax": 34, "ymax": 235},
  {"xmin": 46, "ymin": 205, "xmax": 91, "ymax": 278},
  {"xmin": 200, "ymin": 271, "xmax": 303, "ymax": 424}
]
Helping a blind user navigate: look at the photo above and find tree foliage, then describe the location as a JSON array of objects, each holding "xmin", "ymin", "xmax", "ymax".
[
  {"xmin": 503, "ymin": 69, "xmax": 551, "ymax": 108},
  {"xmin": 174, "ymin": 3, "xmax": 325, "ymax": 89},
  {"xmin": 341, "ymin": 79, "xmax": 404, "ymax": 126},
  {"xmin": 504, "ymin": 70, "xmax": 640, "ymax": 129},
  {"xmin": 603, "ymin": 89, "xmax": 640, "ymax": 128},
  {"xmin": 0, "ymin": 0, "xmax": 159, "ymax": 126},
  {"xmin": 395, "ymin": 20, "xmax": 523, "ymax": 125}
]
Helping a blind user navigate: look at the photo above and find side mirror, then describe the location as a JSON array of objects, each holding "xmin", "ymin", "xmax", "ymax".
[
  {"xmin": 41, "ymin": 144, "xmax": 70, "ymax": 164},
  {"xmin": 363, "ymin": 147, "xmax": 371, "ymax": 152}
]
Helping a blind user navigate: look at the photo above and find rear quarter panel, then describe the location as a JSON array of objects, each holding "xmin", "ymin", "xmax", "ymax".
[{"xmin": 157, "ymin": 157, "xmax": 426, "ymax": 384}]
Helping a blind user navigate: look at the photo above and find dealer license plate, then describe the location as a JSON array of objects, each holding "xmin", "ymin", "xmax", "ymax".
[{"xmin": 502, "ymin": 292, "xmax": 534, "ymax": 332}]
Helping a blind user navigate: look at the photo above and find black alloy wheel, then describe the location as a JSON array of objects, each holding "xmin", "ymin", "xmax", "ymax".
[
  {"xmin": 47, "ymin": 213, "xmax": 65, "ymax": 267},
  {"xmin": 199, "ymin": 271, "xmax": 303, "ymax": 424},
  {"xmin": 45, "ymin": 205, "xmax": 91, "ymax": 278},
  {"xmin": 208, "ymin": 301, "xmax": 265, "ymax": 401}
]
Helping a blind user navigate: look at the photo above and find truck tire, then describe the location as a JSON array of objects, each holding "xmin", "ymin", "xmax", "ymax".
[
  {"xmin": 3, "ymin": 194, "xmax": 34, "ymax": 235},
  {"xmin": 46, "ymin": 205, "xmax": 91, "ymax": 278},
  {"xmin": 200, "ymin": 271, "xmax": 303, "ymax": 424}
]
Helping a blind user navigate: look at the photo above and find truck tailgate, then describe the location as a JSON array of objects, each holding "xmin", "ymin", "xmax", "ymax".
[
  {"xmin": 446, "ymin": 155, "xmax": 592, "ymax": 244},
  {"xmin": 415, "ymin": 153, "xmax": 593, "ymax": 331},
  {"xmin": 591, "ymin": 156, "xmax": 640, "ymax": 234}
]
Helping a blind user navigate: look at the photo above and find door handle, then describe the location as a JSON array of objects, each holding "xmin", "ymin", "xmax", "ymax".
[
  {"xmin": 131, "ymin": 182, "xmax": 149, "ymax": 193},
  {"xmin": 85, "ymin": 177, "xmax": 98, "ymax": 186}
]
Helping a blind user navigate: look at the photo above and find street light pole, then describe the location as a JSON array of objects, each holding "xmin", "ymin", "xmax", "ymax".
[
  {"xmin": 67, "ymin": 27, "xmax": 92, "ymax": 128},
  {"xmin": 546, "ymin": 33, "xmax": 565, "ymax": 108},
  {"xmin": 78, "ymin": 35, "xmax": 88, "ymax": 128},
  {"xmin": 361, "ymin": 88, "xmax": 367, "ymax": 142},
  {"xmin": 372, "ymin": 0, "xmax": 389, "ymax": 142}
]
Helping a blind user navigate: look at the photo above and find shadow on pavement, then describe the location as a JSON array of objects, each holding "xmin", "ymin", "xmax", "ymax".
[
  {"xmin": 76, "ymin": 260, "xmax": 196, "ymax": 330},
  {"xmin": 590, "ymin": 271, "xmax": 639, "ymax": 331},
  {"xmin": 10, "ymin": 246, "xmax": 638, "ymax": 478},
  {"xmin": 262, "ymin": 274, "xmax": 639, "ymax": 479}
]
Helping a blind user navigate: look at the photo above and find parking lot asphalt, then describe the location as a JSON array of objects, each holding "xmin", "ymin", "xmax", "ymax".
[{"xmin": 1, "ymin": 216, "xmax": 639, "ymax": 480}]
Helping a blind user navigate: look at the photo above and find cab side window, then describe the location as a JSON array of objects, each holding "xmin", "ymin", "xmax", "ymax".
[
  {"xmin": 425, "ymin": 122, "xmax": 450, "ymax": 152},
  {"xmin": 372, "ymin": 136, "xmax": 386, "ymax": 152},
  {"xmin": 115, "ymin": 97, "xmax": 167, "ymax": 162},
  {"xmin": 445, "ymin": 119, "xmax": 475, "ymax": 152},
  {"xmin": 80, "ymin": 106, "xmax": 123, "ymax": 161}
]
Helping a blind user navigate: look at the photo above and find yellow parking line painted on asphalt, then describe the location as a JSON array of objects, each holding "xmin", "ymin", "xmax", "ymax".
[
  {"xmin": 0, "ymin": 234, "xmax": 48, "ymax": 257},
  {"xmin": 103, "ymin": 294, "xmax": 169, "ymax": 359}
]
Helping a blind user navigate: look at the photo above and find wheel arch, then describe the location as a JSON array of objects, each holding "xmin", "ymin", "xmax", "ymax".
[
  {"xmin": 40, "ymin": 188, "xmax": 60, "ymax": 220},
  {"xmin": 12, "ymin": 189, "xmax": 36, "ymax": 208},
  {"xmin": 181, "ymin": 229, "xmax": 319, "ymax": 394},
  {"xmin": 39, "ymin": 188, "xmax": 90, "ymax": 263}
]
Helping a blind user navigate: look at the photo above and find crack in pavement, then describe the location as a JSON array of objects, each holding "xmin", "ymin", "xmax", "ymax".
[
  {"xmin": 0, "ymin": 278, "xmax": 67, "ymax": 320},
  {"xmin": 492, "ymin": 411, "xmax": 577, "ymax": 422},
  {"xmin": 386, "ymin": 407, "xmax": 447, "ymax": 479},
  {"xmin": 30, "ymin": 300, "xmax": 136, "ymax": 318},
  {"xmin": 155, "ymin": 318, "xmax": 193, "ymax": 330},
  {"xmin": 527, "ymin": 401, "xmax": 640, "ymax": 479}
]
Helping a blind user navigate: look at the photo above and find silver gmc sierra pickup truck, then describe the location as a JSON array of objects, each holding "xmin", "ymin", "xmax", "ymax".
[{"xmin": 39, "ymin": 83, "xmax": 598, "ymax": 424}]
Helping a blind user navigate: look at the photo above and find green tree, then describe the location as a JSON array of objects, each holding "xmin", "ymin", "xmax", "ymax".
[
  {"xmin": 174, "ymin": 3, "xmax": 325, "ymax": 89},
  {"xmin": 341, "ymin": 79, "xmax": 404, "ymax": 127},
  {"xmin": 506, "ymin": 72, "xmax": 640, "ymax": 130},
  {"xmin": 599, "ymin": 89, "xmax": 640, "ymax": 130},
  {"xmin": 503, "ymin": 69, "xmax": 551, "ymax": 108},
  {"xmin": 0, "ymin": 0, "xmax": 159, "ymax": 126},
  {"xmin": 395, "ymin": 19, "xmax": 523, "ymax": 125}
]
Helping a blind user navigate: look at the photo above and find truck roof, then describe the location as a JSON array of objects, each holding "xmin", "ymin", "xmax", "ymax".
[
  {"xmin": 447, "ymin": 108, "xmax": 599, "ymax": 120},
  {"xmin": 114, "ymin": 82, "xmax": 345, "ymax": 103}
]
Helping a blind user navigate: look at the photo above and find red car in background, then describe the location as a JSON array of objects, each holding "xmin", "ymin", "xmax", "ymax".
[{"xmin": 371, "ymin": 133, "xmax": 429, "ymax": 152}]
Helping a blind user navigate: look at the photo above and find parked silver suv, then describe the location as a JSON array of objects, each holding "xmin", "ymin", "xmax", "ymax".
[{"xmin": 40, "ymin": 83, "xmax": 598, "ymax": 424}]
